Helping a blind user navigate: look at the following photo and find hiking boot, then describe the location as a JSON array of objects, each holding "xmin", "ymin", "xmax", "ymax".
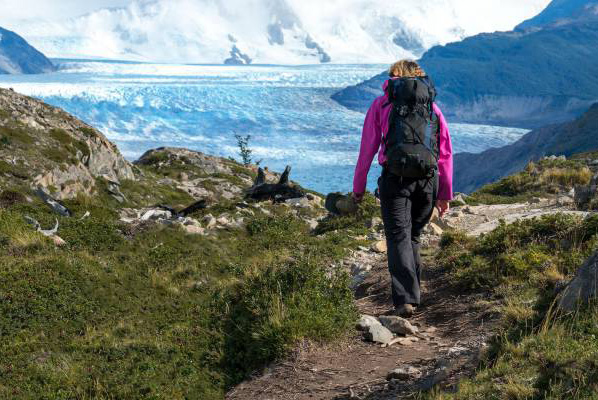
[{"xmin": 395, "ymin": 304, "xmax": 415, "ymax": 318}]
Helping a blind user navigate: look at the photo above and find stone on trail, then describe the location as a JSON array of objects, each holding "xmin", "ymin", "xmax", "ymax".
[
  {"xmin": 356, "ymin": 315, "xmax": 381, "ymax": 331},
  {"xmin": 364, "ymin": 324, "xmax": 393, "ymax": 345},
  {"xmin": 558, "ymin": 251, "xmax": 598, "ymax": 312},
  {"xmin": 371, "ymin": 240, "xmax": 387, "ymax": 253},
  {"xmin": 379, "ymin": 315, "xmax": 419, "ymax": 335},
  {"xmin": 386, "ymin": 366, "xmax": 422, "ymax": 381},
  {"xmin": 183, "ymin": 225, "xmax": 206, "ymax": 235},
  {"xmin": 427, "ymin": 222, "xmax": 444, "ymax": 236}
]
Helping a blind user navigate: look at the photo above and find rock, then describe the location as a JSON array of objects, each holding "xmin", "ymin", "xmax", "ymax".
[
  {"xmin": 179, "ymin": 172, "xmax": 189, "ymax": 181},
  {"xmin": 367, "ymin": 232, "xmax": 384, "ymax": 241},
  {"xmin": 356, "ymin": 315, "xmax": 381, "ymax": 331},
  {"xmin": 556, "ymin": 195, "xmax": 574, "ymax": 206},
  {"xmin": 386, "ymin": 366, "xmax": 421, "ymax": 381},
  {"xmin": 183, "ymin": 225, "xmax": 206, "ymax": 235},
  {"xmin": 452, "ymin": 194, "xmax": 468, "ymax": 206},
  {"xmin": 216, "ymin": 216, "xmax": 230, "ymax": 226},
  {"xmin": 285, "ymin": 197, "xmax": 311, "ymax": 208},
  {"xmin": 378, "ymin": 315, "xmax": 419, "ymax": 335},
  {"xmin": 364, "ymin": 324, "xmax": 393, "ymax": 345},
  {"xmin": 371, "ymin": 240, "xmax": 387, "ymax": 253},
  {"xmin": 426, "ymin": 222, "xmax": 444, "ymax": 236},
  {"xmin": 463, "ymin": 206, "xmax": 475, "ymax": 214},
  {"xmin": 530, "ymin": 197, "xmax": 543, "ymax": 204},
  {"xmin": 203, "ymin": 214, "xmax": 218, "ymax": 229},
  {"xmin": 558, "ymin": 251, "xmax": 598, "ymax": 312},
  {"xmin": 366, "ymin": 217, "xmax": 383, "ymax": 229},
  {"xmin": 51, "ymin": 236, "xmax": 67, "ymax": 246},
  {"xmin": 306, "ymin": 219, "xmax": 319, "ymax": 231},
  {"xmin": 141, "ymin": 209, "xmax": 172, "ymax": 221}
]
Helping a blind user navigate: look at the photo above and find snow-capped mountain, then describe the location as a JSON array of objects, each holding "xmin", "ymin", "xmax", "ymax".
[{"xmin": 6, "ymin": 0, "xmax": 550, "ymax": 64}]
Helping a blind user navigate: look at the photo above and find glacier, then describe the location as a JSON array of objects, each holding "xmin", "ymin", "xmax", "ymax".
[
  {"xmin": 3, "ymin": 0, "xmax": 550, "ymax": 65},
  {"xmin": 0, "ymin": 61, "xmax": 529, "ymax": 193}
]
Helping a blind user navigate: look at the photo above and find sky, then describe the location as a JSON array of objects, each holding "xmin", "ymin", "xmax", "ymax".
[{"xmin": 0, "ymin": 0, "xmax": 552, "ymax": 64}]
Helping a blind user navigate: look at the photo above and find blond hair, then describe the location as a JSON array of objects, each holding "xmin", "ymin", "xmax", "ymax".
[{"xmin": 388, "ymin": 60, "xmax": 426, "ymax": 78}]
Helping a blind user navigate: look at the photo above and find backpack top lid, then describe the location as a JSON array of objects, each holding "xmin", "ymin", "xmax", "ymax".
[{"xmin": 386, "ymin": 76, "xmax": 436, "ymax": 107}]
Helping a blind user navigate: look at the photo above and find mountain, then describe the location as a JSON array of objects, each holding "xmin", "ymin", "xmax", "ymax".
[
  {"xmin": 517, "ymin": 0, "xmax": 598, "ymax": 29},
  {"xmin": 332, "ymin": 0, "xmax": 598, "ymax": 128},
  {"xmin": 4, "ymin": 0, "xmax": 548, "ymax": 64},
  {"xmin": 454, "ymin": 103, "xmax": 598, "ymax": 194},
  {"xmin": 0, "ymin": 27, "xmax": 55, "ymax": 74}
]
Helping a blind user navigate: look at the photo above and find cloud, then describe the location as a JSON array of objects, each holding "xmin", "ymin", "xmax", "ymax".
[{"xmin": 1, "ymin": 0, "xmax": 551, "ymax": 64}]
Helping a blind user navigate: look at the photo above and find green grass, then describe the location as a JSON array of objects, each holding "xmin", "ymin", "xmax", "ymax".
[
  {"xmin": 467, "ymin": 159, "xmax": 593, "ymax": 205},
  {"xmin": 427, "ymin": 214, "xmax": 598, "ymax": 399},
  {"xmin": 0, "ymin": 187, "xmax": 358, "ymax": 399}
]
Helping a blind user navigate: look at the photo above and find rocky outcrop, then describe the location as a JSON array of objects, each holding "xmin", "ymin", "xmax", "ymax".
[
  {"xmin": 0, "ymin": 88, "xmax": 134, "ymax": 199},
  {"xmin": 558, "ymin": 251, "xmax": 598, "ymax": 312},
  {"xmin": 0, "ymin": 27, "xmax": 55, "ymax": 74}
]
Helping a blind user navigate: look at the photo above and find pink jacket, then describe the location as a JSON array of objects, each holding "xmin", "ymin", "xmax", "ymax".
[{"xmin": 353, "ymin": 80, "xmax": 454, "ymax": 201}]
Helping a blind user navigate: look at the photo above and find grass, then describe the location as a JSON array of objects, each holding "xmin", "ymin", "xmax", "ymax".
[
  {"xmin": 466, "ymin": 158, "xmax": 593, "ymax": 205},
  {"xmin": 0, "ymin": 186, "xmax": 359, "ymax": 399},
  {"xmin": 427, "ymin": 214, "xmax": 598, "ymax": 399}
]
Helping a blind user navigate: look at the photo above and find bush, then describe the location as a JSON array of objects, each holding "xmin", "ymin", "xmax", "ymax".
[{"xmin": 214, "ymin": 257, "xmax": 356, "ymax": 385}]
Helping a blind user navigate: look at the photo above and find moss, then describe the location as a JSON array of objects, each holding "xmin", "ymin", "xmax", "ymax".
[
  {"xmin": 0, "ymin": 125, "xmax": 34, "ymax": 145},
  {"xmin": 49, "ymin": 128, "xmax": 90, "ymax": 159},
  {"xmin": 0, "ymin": 160, "xmax": 29, "ymax": 179},
  {"xmin": 78, "ymin": 126, "xmax": 96, "ymax": 138}
]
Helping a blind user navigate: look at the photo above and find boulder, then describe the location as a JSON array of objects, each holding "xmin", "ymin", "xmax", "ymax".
[
  {"xmin": 366, "ymin": 217, "xmax": 383, "ymax": 229},
  {"xmin": 558, "ymin": 251, "xmax": 598, "ymax": 312},
  {"xmin": 356, "ymin": 315, "xmax": 381, "ymax": 331},
  {"xmin": 364, "ymin": 324, "xmax": 393, "ymax": 345},
  {"xmin": 378, "ymin": 315, "xmax": 419, "ymax": 335},
  {"xmin": 285, "ymin": 197, "xmax": 311, "ymax": 208},
  {"xmin": 203, "ymin": 214, "xmax": 218, "ymax": 229}
]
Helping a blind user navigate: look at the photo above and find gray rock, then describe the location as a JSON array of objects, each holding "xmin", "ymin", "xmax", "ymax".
[
  {"xmin": 379, "ymin": 315, "xmax": 419, "ymax": 335},
  {"xmin": 356, "ymin": 315, "xmax": 381, "ymax": 331},
  {"xmin": 285, "ymin": 197, "xmax": 311, "ymax": 208},
  {"xmin": 386, "ymin": 366, "xmax": 421, "ymax": 381},
  {"xmin": 203, "ymin": 214, "xmax": 217, "ymax": 229},
  {"xmin": 558, "ymin": 251, "xmax": 598, "ymax": 312},
  {"xmin": 141, "ymin": 209, "xmax": 172, "ymax": 221},
  {"xmin": 365, "ymin": 324, "xmax": 393, "ymax": 344},
  {"xmin": 366, "ymin": 217, "xmax": 383, "ymax": 229}
]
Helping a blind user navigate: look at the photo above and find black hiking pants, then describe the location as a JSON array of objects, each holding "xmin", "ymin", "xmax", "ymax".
[{"xmin": 378, "ymin": 170, "xmax": 437, "ymax": 307}]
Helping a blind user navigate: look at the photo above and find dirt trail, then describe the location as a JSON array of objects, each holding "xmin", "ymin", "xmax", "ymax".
[{"xmin": 227, "ymin": 199, "xmax": 574, "ymax": 400}]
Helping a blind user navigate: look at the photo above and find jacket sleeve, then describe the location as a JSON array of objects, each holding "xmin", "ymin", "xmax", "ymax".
[
  {"xmin": 434, "ymin": 104, "xmax": 454, "ymax": 201},
  {"xmin": 353, "ymin": 100, "xmax": 382, "ymax": 195}
]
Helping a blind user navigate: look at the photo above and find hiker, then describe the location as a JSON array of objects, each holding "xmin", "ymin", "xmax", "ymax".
[{"xmin": 352, "ymin": 60, "xmax": 453, "ymax": 317}]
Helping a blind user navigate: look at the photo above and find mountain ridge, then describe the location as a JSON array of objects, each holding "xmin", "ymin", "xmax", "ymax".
[
  {"xmin": 0, "ymin": 27, "xmax": 55, "ymax": 74},
  {"xmin": 454, "ymin": 102, "xmax": 598, "ymax": 193},
  {"xmin": 331, "ymin": 0, "xmax": 598, "ymax": 128}
]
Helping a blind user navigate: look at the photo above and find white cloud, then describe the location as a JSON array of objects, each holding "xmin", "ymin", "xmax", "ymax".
[{"xmin": 1, "ymin": 0, "xmax": 551, "ymax": 64}]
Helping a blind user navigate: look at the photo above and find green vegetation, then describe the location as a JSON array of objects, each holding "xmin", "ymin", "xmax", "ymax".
[
  {"xmin": 429, "ymin": 214, "xmax": 598, "ymax": 399},
  {"xmin": 0, "ymin": 186, "xmax": 359, "ymax": 399},
  {"xmin": 466, "ymin": 158, "xmax": 593, "ymax": 205},
  {"xmin": 315, "ymin": 193, "xmax": 379, "ymax": 236}
]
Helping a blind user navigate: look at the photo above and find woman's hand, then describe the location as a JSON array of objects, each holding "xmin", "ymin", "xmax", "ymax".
[
  {"xmin": 436, "ymin": 199, "xmax": 450, "ymax": 217},
  {"xmin": 352, "ymin": 192, "xmax": 364, "ymax": 204}
]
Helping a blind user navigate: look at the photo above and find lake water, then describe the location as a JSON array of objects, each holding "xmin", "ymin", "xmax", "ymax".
[{"xmin": 0, "ymin": 60, "xmax": 529, "ymax": 194}]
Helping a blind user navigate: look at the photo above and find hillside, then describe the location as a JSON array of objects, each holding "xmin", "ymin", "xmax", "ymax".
[
  {"xmin": 2, "ymin": 89, "xmax": 598, "ymax": 399},
  {"xmin": 0, "ymin": 27, "xmax": 55, "ymax": 74},
  {"xmin": 454, "ymin": 103, "xmax": 598, "ymax": 194},
  {"xmin": 332, "ymin": 0, "xmax": 598, "ymax": 128}
]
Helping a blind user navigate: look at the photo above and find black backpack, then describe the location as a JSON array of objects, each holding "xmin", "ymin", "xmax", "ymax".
[{"xmin": 383, "ymin": 76, "xmax": 440, "ymax": 179}]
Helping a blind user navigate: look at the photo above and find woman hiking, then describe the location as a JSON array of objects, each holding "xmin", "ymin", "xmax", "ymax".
[{"xmin": 352, "ymin": 60, "xmax": 453, "ymax": 318}]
